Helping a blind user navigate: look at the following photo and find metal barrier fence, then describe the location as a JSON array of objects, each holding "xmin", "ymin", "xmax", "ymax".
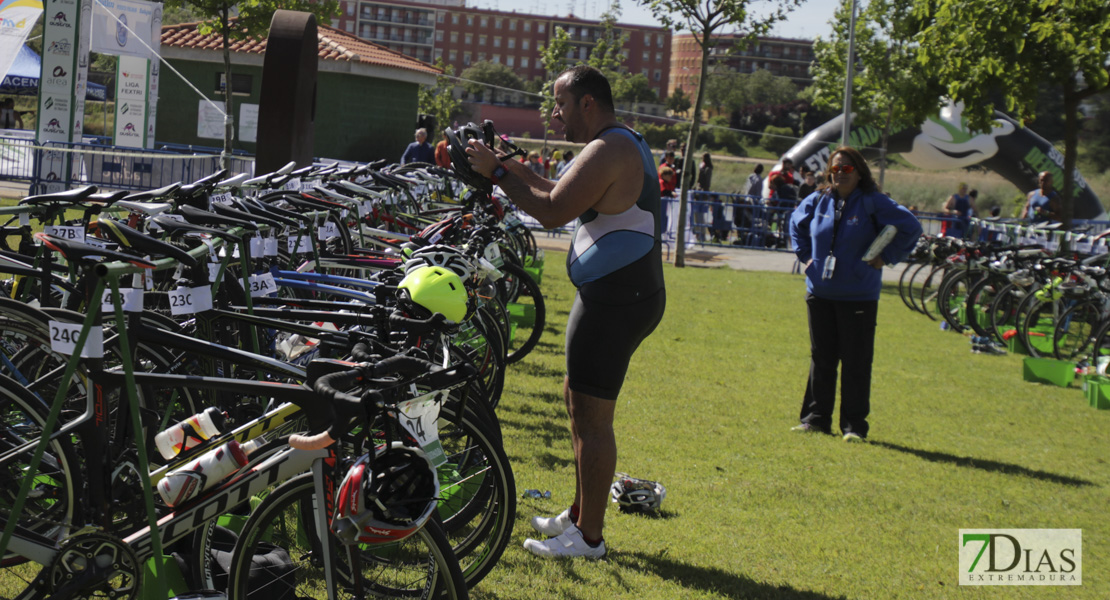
[
  {"xmin": 0, "ymin": 135, "xmax": 255, "ymax": 194},
  {"xmin": 523, "ymin": 191, "xmax": 970, "ymax": 256}
]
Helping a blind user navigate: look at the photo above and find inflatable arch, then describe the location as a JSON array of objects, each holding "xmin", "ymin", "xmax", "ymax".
[{"xmin": 783, "ymin": 103, "xmax": 1103, "ymax": 219}]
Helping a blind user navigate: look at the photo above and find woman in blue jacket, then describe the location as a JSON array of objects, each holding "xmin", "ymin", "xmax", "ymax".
[{"xmin": 788, "ymin": 146, "xmax": 923, "ymax": 441}]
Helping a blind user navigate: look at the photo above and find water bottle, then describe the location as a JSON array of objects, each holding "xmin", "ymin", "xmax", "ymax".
[
  {"xmin": 157, "ymin": 438, "xmax": 265, "ymax": 507},
  {"xmin": 154, "ymin": 407, "xmax": 227, "ymax": 460}
]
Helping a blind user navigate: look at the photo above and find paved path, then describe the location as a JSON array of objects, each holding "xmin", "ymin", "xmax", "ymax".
[{"xmin": 534, "ymin": 233, "xmax": 906, "ymax": 282}]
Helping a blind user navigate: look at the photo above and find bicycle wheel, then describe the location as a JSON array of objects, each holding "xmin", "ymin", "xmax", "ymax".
[
  {"xmin": 897, "ymin": 262, "xmax": 919, "ymax": 311},
  {"xmin": 937, "ymin": 269, "xmax": 973, "ymax": 332},
  {"xmin": 436, "ymin": 402, "xmax": 515, "ymax": 589},
  {"xmin": 1053, "ymin": 300, "xmax": 1102, "ymax": 361},
  {"xmin": 906, "ymin": 262, "xmax": 933, "ymax": 314},
  {"xmin": 0, "ymin": 375, "xmax": 83, "ymax": 600},
  {"xmin": 496, "ymin": 263, "xmax": 546, "ymax": 365},
  {"xmin": 965, "ymin": 274, "xmax": 1007, "ymax": 340},
  {"xmin": 226, "ymin": 473, "xmax": 467, "ymax": 600},
  {"xmin": 919, "ymin": 265, "xmax": 947, "ymax": 321},
  {"xmin": 988, "ymin": 282, "xmax": 1027, "ymax": 343},
  {"xmin": 1017, "ymin": 297, "xmax": 1055, "ymax": 357}
]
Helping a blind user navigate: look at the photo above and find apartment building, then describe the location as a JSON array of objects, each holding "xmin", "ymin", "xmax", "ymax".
[
  {"xmin": 332, "ymin": 0, "xmax": 671, "ymax": 100},
  {"xmin": 669, "ymin": 33, "xmax": 815, "ymax": 100}
]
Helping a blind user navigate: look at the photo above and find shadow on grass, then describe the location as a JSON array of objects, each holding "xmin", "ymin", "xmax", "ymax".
[
  {"xmin": 535, "ymin": 450, "xmax": 574, "ymax": 470},
  {"xmin": 871, "ymin": 441, "xmax": 1096, "ymax": 487},
  {"xmin": 611, "ymin": 551, "xmax": 849, "ymax": 600},
  {"xmin": 513, "ymin": 361, "xmax": 566, "ymax": 380}
]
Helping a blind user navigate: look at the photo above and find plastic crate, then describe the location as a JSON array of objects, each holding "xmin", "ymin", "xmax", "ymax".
[
  {"xmin": 506, "ymin": 302, "xmax": 536, "ymax": 327},
  {"xmin": 1022, "ymin": 357, "xmax": 1076, "ymax": 387},
  {"xmin": 1087, "ymin": 375, "xmax": 1110, "ymax": 409},
  {"xmin": 523, "ymin": 265, "xmax": 543, "ymax": 285}
]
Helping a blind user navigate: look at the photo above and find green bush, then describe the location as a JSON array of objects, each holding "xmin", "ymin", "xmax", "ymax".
[{"xmin": 760, "ymin": 125, "xmax": 795, "ymax": 156}]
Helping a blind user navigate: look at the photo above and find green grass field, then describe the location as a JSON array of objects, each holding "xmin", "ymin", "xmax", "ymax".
[{"xmin": 481, "ymin": 251, "xmax": 1108, "ymax": 599}]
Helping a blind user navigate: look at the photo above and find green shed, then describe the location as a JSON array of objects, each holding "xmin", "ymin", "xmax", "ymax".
[{"xmin": 157, "ymin": 21, "xmax": 441, "ymax": 163}]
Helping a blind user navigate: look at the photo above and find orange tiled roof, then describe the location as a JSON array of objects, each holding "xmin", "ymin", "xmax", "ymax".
[{"xmin": 161, "ymin": 21, "xmax": 442, "ymax": 76}]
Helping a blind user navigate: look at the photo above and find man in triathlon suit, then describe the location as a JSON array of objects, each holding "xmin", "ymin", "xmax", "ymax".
[
  {"xmin": 466, "ymin": 65, "xmax": 666, "ymax": 559},
  {"xmin": 1020, "ymin": 171, "xmax": 1061, "ymax": 223}
]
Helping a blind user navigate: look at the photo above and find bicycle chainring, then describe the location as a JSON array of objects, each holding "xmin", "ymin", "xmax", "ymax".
[{"xmin": 47, "ymin": 531, "xmax": 140, "ymax": 600}]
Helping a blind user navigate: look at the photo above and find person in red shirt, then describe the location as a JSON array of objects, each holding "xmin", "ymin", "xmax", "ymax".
[{"xmin": 434, "ymin": 133, "xmax": 451, "ymax": 168}]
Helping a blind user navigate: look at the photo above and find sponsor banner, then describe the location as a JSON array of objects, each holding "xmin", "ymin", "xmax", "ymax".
[
  {"xmin": 239, "ymin": 103, "xmax": 258, "ymax": 143},
  {"xmin": 197, "ymin": 99, "xmax": 224, "ymax": 139},
  {"xmin": 36, "ymin": 0, "xmax": 91, "ymax": 192},
  {"xmin": 113, "ymin": 53, "xmax": 145, "ymax": 147},
  {"xmin": 145, "ymin": 3, "xmax": 159, "ymax": 147},
  {"xmin": 0, "ymin": 1, "xmax": 44, "ymax": 82},
  {"xmin": 959, "ymin": 529, "xmax": 1081, "ymax": 586},
  {"xmin": 89, "ymin": 0, "xmax": 159, "ymax": 60}
]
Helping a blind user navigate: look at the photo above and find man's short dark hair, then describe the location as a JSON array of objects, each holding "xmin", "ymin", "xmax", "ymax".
[
  {"xmin": 558, "ymin": 65, "xmax": 615, "ymax": 113},
  {"xmin": 754, "ymin": 164, "xmax": 764, "ymax": 175}
]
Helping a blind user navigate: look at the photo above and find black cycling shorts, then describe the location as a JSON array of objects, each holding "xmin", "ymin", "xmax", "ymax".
[{"xmin": 565, "ymin": 281, "xmax": 666, "ymax": 400}]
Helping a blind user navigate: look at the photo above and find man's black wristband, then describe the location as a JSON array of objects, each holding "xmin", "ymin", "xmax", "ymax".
[{"xmin": 490, "ymin": 164, "xmax": 508, "ymax": 185}]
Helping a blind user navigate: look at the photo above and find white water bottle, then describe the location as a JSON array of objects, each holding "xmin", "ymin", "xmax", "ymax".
[
  {"xmin": 154, "ymin": 407, "xmax": 227, "ymax": 460},
  {"xmin": 157, "ymin": 438, "xmax": 265, "ymax": 507}
]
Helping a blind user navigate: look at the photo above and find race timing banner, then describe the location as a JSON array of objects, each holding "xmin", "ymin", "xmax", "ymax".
[{"xmin": 0, "ymin": 0, "xmax": 43, "ymax": 82}]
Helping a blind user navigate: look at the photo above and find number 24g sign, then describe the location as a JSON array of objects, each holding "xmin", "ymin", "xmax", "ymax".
[{"xmin": 959, "ymin": 529, "xmax": 1081, "ymax": 586}]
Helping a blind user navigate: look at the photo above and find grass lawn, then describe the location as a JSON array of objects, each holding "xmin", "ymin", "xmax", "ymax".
[{"xmin": 481, "ymin": 251, "xmax": 1107, "ymax": 599}]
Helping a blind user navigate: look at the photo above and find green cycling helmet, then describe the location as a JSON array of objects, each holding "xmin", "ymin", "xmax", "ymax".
[{"xmin": 397, "ymin": 265, "xmax": 469, "ymax": 322}]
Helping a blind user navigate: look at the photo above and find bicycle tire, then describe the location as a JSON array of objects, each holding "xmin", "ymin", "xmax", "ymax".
[
  {"xmin": 906, "ymin": 262, "xmax": 933, "ymax": 314},
  {"xmin": 919, "ymin": 265, "xmax": 947, "ymax": 321},
  {"xmin": 436, "ymin": 401, "xmax": 515, "ymax": 589},
  {"xmin": 497, "ymin": 262, "xmax": 545, "ymax": 365},
  {"xmin": 897, "ymin": 261, "xmax": 919, "ymax": 311},
  {"xmin": 0, "ymin": 374, "xmax": 83, "ymax": 600},
  {"xmin": 1053, "ymin": 300, "xmax": 1102, "ymax": 361},
  {"xmin": 1017, "ymin": 296, "xmax": 1056, "ymax": 357},
  {"xmin": 226, "ymin": 472, "xmax": 467, "ymax": 600},
  {"xmin": 988, "ymin": 281, "xmax": 1027, "ymax": 343},
  {"xmin": 965, "ymin": 274, "xmax": 1007, "ymax": 340},
  {"xmin": 936, "ymin": 269, "xmax": 973, "ymax": 332}
]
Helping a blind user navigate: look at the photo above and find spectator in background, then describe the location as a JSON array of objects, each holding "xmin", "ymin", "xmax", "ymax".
[
  {"xmin": 746, "ymin": 164, "xmax": 764, "ymax": 199},
  {"xmin": 401, "ymin": 128, "xmax": 435, "ymax": 164},
  {"xmin": 674, "ymin": 143, "xmax": 686, "ymax": 179},
  {"xmin": 1021, "ymin": 171, "xmax": 1061, "ymax": 223},
  {"xmin": 764, "ymin": 156, "xmax": 796, "ymax": 199},
  {"xmin": 527, "ymin": 151, "xmax": 546, "ymax": 176},
  {"xmin": 660, "ymin": 150, "xmax": 675, "ymax": 173},
  {"xmin": 798, "ymin": 170, "xmax": 817, "ymax": 199},
  {"xmin": 549, "ymin": 150, "xmax": 563, "ymax": 178},
  {"xmin": 659, "ymin": 165, "xmax": 676, "ymax": 235},
  {"xmin": 943, "ymin": 182, "xmax": 976, "ymax": 238},
  {"xmin": 434, "ymin": 132, "xmax": 452, "ymax": 168},
  {"xmin": 660, "ymin": 138, "xmax": 678, "ymax": 165},
  {"xmin": 1, "ymin": 99, "xmax": 23, "ymax": 129},
  {"xmin": 556, "ymin": 150, "xmax": 575, "ymax": 179}
]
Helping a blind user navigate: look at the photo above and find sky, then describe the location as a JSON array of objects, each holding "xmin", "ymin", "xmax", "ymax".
[{"xmin": 470, "ymin": 0, "xmax": 841, "ymax": 40}]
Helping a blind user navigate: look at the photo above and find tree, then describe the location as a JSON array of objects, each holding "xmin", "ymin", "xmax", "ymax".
[
  {"xmin": 537, "ymin": 26, "xmax": 572, "ymax": 139},
  {"xmin": 164, "ymin": 0, "xmax": 338, "ymax": 169},
  {"xmin": 460, "ymin": 61, "xmax": 525, "ymax": 104},
  {"xmin": 809, "ymin": 0, "xmax": 943, "ymax": 188},
  {"xmin": 665, "ymin": 85, "xmax": 692, "ymax": 116},
  {"xmin": 643, "ymin": 0, "xmax": 800, "ymax": 266},
  {"xmin": 419, "ymin": 59, "xmax": 464, "ymax": 133},
  {"xmin": 913, "ymin": 0, "xmax": 1110, "ymax": 228},
  {"xmin": 612, "ymin": 72, "xmax": 658, "ymax": 114}
]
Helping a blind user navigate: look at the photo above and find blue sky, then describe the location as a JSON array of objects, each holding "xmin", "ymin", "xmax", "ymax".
[{"xmin": 475, "ymin": 0, "xmax": 840, "ymax": 40}]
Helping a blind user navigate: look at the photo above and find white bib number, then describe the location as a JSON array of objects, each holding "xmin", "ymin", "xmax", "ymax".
[
  {"xmin": 317, "ymin": 221, "xmax": 340, "ymax": 240},
  {"xmin": 169, "ymin": 286, "xmax": 214, "ymax": 315},
  {"xmin": 210, "ymin": 192, "xmax": 234, "ymax": 206},
  {"xmin": 45, "ymin": 225, "xmax": 85, "ymax": 240},
  {"xmin": 263, "ymin": 236, "xmax": 279, "ymax": 256},
  {"xmin": 287, "ymin": 235, "xmax": 312, "ymax": 254},
  {"xmin": 101, "ymin": 288, "xmax": 144, "ymax": 313},
  {"xmin": 284, "ymin": 177, "xmax": 302, "ymax": 191},
  {"xmin": 49, "ymin": 320, "xmax": 104, "ymax": 358},
  {"xmin": 248, "ymin": 272, "xmax": 277, "ymax": 297},
  {"xmin": 398, "ymin": 391, "xmax": 446, "ymax": 467}
]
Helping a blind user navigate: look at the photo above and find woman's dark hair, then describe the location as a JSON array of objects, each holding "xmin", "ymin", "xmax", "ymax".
[
  {"xmin": 819, "ymin": 146, "xmax": 877, "ymax": 194},
  {"xmin": 702, "ymin": 153, "xmax": 712, "ymax": 167},
  {"xmin": 557, "ymin": 65, "xmax": 614, "ymax": 113}
]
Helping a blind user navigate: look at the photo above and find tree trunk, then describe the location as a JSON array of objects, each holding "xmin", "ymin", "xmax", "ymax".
[
  {"xmin": 1061, "ymin": 85, "xmax": 1078, "ymax": 231},
  {"xmin": 221, "ymin": 7, "xmax": 233, "ymax": 172},
  {"xmin": 674, "ymin": 41, "xmax": 712, "ymax": 268}
]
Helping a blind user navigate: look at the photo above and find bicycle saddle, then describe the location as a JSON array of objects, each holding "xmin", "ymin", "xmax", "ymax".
[
  {"xmin": 94, "ymin": 218, "xmax": 199, "ymax": 267},
  {"xmin": 20, "ymin": 185, "xmax": 98, "ymax": 206},
  {"xmin": 35, "ymin": 231, "xmax": 156, "ymax": 268},
  {"xmin": 178, "ymin": 205, "xmax": 259, "ymax": 231}
]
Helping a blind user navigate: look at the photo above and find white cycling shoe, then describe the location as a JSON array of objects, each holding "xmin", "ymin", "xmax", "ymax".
[
  {"xmin": 529, "ymin": 507, "xmax": 574, "ymax": 537},
  {"xmin": 523, "ymin": 525, "xmax": 606, "ymax": 559}
]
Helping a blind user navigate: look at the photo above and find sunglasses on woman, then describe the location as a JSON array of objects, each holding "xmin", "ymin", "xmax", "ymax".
[{"xmin": 829, "ymin": 165, "xmax": 856, "ymax": 174}]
